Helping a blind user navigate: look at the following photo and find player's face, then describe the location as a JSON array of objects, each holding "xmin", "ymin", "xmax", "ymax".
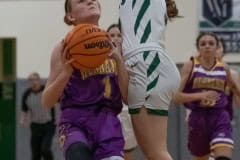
[
  {"xmin": 69, "ymin": 0, "xmax": 101, "ymax": 25},
  {"xmin": 108, "ymin": 27, "xmax": 122, "ymax": 46},
  {"xmin": 198, "ymin": 35, "xmax": 218, "ymax": 58},
  {"xmin": 28, "ymin": 75, "xmax": 41, "ymax": 91},
  {"xmin": 215, "ymin": 42, "xmax": 224, "ymax": 59}
]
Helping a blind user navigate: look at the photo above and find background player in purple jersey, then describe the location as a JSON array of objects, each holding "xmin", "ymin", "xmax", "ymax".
[
  {"xmin": 175, "ymin": 32, "xmax": 240, "ymax": 160},
  {"xmin": 185, "ymin": 38, "xmax": 240, "ymax": 123},
  {"xmin": 42, "ymin": 0, "xmax": 129, "ymax": 160},
  {"xmin": 107, "ymin": 24, "xmax": 137, "ymax": 160}
]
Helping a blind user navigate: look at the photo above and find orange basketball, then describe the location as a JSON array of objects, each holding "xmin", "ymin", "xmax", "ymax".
[{"xmin": 64, "ymin": 24, "xmax": 112, "ymax": 71}]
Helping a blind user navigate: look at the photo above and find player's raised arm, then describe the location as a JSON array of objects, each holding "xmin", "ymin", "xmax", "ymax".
[{"xmin": 42, "ymin": 41, "xmax": 73, "ymax": 109}]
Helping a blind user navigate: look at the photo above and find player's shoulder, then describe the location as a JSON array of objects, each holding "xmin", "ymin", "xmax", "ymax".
[
  {"xmin": 52, "ymin": 40, "xmax": 64, "ymax": 55},
  {"xmin": 50, "ymin": 40, "xmax": 65, "ymax": 61},
  {"xmin": 230, "ymin": 69, "xmax": 239, "ymax": 80},
  {"xmin": 22, "ymin": 87, "xmax": 32, "ymax": 98},
  {"xmin": 182, "ymin": 59, "xmax": 193, "ymax": 69},
  {"xmin": 215, "ymin": 58, "xmax": 227, "ymax": 67},
  {"xmin": 230, "ymin": 69, "xmax": 238, "ymax": 75},
  {"xmin": 180, "ymin": 59, "xmax": 193, "ymax": 76}
]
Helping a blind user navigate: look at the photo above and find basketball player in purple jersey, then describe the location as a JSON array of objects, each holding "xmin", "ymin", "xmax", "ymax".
[
  {"xmin": 175, "ymin": 32, "xmax": 240, "ymax": 160},
  {"xmin": 185, "ymin": 39, "xmax": 240, "ymax": 123},
  {"xmin": 42, "ymin": 0, "xmax": 129, "ymax": 160}
]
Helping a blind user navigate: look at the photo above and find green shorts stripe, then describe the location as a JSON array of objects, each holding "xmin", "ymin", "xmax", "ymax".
[
  {"xmin": 147, "ymin": 52, "xmax": 160, "ymax": 77},
  {"xmin": 147, "ymin": 74, "xmax": 159, "ymax": 91},
  {"xmin": 129, "ymin": 108, "xmax": 168, "ymax": 116}
]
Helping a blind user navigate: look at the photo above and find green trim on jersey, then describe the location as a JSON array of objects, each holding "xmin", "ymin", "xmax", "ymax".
[
  {"xmin": 140, "ymin": 20, "xmax": 151, "ymax": 43},
  {"xmin": 147, "ymin": 74, "xmax": 159, "ymax": 91},
  {"xmin": 134, "ymin": 0, "xmax": 150, "ymax": 34},
  {"xmin": 144, "ymin": 51, "xmax": 161, "ymax": 91},
  {"xmin": 128, "ymin": 108, "xmax": 141, "ymax": 114},
  {"xmin": 129, "ymin": 108, "xmax": 168, "ymax": 116},
  {"xmin": 147, "ymin": 108, "xmax": 168, "ymax": 116},
  {"xmin": 147, "ymin": 52, "xmax": 160, "ymax": 77},
  {"xmin": 120, "ymin": 0, "xmax": 126, "ymax": 5},
  {"xmin": 143, "ymin": 51, "xmax": 150, "ymax": 60},
  {"xmin": 132, "ymin": 0, "xmax": 136, "ymax": 8}
]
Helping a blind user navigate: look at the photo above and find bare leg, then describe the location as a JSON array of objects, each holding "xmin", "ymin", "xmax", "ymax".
[{"xmin": 131, "ymin": 107, "xmax": 172, "ymax": 160}]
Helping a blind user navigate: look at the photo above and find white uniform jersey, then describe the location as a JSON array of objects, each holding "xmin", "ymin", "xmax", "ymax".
[{"xmin": 119, "ymin": 0, "xmax": 167, "ymax": 60}]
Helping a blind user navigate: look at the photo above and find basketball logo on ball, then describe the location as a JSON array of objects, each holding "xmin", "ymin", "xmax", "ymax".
[{"xmin": 64, "ymin": 24, "xmax": 112, "ymax": 71}]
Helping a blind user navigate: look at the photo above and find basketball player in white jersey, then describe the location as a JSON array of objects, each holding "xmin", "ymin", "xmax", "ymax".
[{"xmin": 119, "ymin": 0, "xmax": 180, "ymax": 159}]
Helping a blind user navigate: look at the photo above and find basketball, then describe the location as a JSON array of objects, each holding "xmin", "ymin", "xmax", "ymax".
[{"xmin": 64, "ymin": 24, "xmax": 112, "ymax": 71}]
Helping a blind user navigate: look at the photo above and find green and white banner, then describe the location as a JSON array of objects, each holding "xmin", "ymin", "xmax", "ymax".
[{"xmin": 199, "ymin": 0, "xmax": 240, "ymax": 53}]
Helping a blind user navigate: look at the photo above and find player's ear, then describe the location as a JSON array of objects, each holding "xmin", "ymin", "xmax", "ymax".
[
  {"xmin": 64, "ymin": 14, "xmax": 76, "ymax": 25},
  {"xmin": 68, "ymin": 15, "xmax": 76, "ymax": 23}
]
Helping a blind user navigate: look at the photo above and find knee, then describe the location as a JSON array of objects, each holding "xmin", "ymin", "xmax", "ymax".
[
  {"xmin": 145, "ymin": 150, "xmax": 172, "ymax": 160},
  {"xmin": 215, "ymin": 156, "xmax": 231, "ymax": 160},
  {"xmin": 66, "ymin": 142, "xmax": 93, "ymax": 160}
]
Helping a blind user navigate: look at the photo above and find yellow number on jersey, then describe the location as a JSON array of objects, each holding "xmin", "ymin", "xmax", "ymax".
[
  {"xmin": 200, "ymin": 90, "xmax": 217, "ymax": 107},
  {"xmin": 200, "ymin": 99, "xmax": 216, "ymax": 107},
  {"xmin": 102, "ymin": 76, "xmax": 112, "ymax": 98}
]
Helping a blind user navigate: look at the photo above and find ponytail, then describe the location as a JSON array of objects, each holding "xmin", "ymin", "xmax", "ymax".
[{"xmin": 166, "ymin": 0, "xmax": 179, "ymax": 19}]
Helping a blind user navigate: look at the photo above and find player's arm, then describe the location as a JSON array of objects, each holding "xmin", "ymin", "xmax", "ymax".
[
  {"xmin": 174, "ymin": 60, "xmax": 202, "ymax": 103},
  {"xmin": 174, "ymin": 60, "xmax": 218, "ymax": 103},
  {"xmin": 42, "ymin": 41, "xmax": 73, "ymax": 109},
  {"xmin": 20, "ymin": 89, "xmax": 30, "ymax": 125},
  {"xmin": 231, "ymin": 70, "xmax": 240, "ymax": 106},
  {"xmin": 225, "ymin": 64, "xmax": 240, "ymax": 98},
  {"xmin": 111, "ymin": 48, "xmax": 129, "ymax": 104}
]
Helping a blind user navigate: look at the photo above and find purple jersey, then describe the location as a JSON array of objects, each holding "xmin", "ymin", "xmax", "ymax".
[
  {"xmin": 184, "ymin": 57, "xmax": 228, "ymax": 110},
  {"xmin": 59, "ymin": 58, "xmax": 122, "ymax": 114}
]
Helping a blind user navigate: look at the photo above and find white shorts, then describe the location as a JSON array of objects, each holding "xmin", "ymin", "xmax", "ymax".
[
  {"xmin": 125, "ymin": 50, "xmax": 180, "ymax": 115},
  {"xmin": 118, "ymin": 104, "xmax": 137, "ymax": 151}
]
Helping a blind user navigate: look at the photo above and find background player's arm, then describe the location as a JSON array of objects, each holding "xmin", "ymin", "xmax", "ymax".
[
  {"xmin": 174, "ymin": 60, "xmax": 218, "ymax": 103},
  {"xmin": 231, "ymin": 70, "xmax": 240, "ymax": 106},
  {"xmin": 225, "ymin": 65, "xmax": 240, "ymax": 98},
  {"xmin": 19, "ymin": 89, "xmax": 30, "ymax": 126},
  {"xmin": 111, "ymin": 47, "xmax": 129, "ymax": 104},
  {"xmin": 42, "ymin": 41, "xmax": 73, "ymax": 109}
]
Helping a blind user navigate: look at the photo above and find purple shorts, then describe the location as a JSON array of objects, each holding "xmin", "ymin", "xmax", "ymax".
[
  {"xmin": 188, "ymin": 109, "xmax": 233, "ymax": 157},
  {"xmin": 58, "ymin": 108, "xmax": 124, "ymax": 160}
]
